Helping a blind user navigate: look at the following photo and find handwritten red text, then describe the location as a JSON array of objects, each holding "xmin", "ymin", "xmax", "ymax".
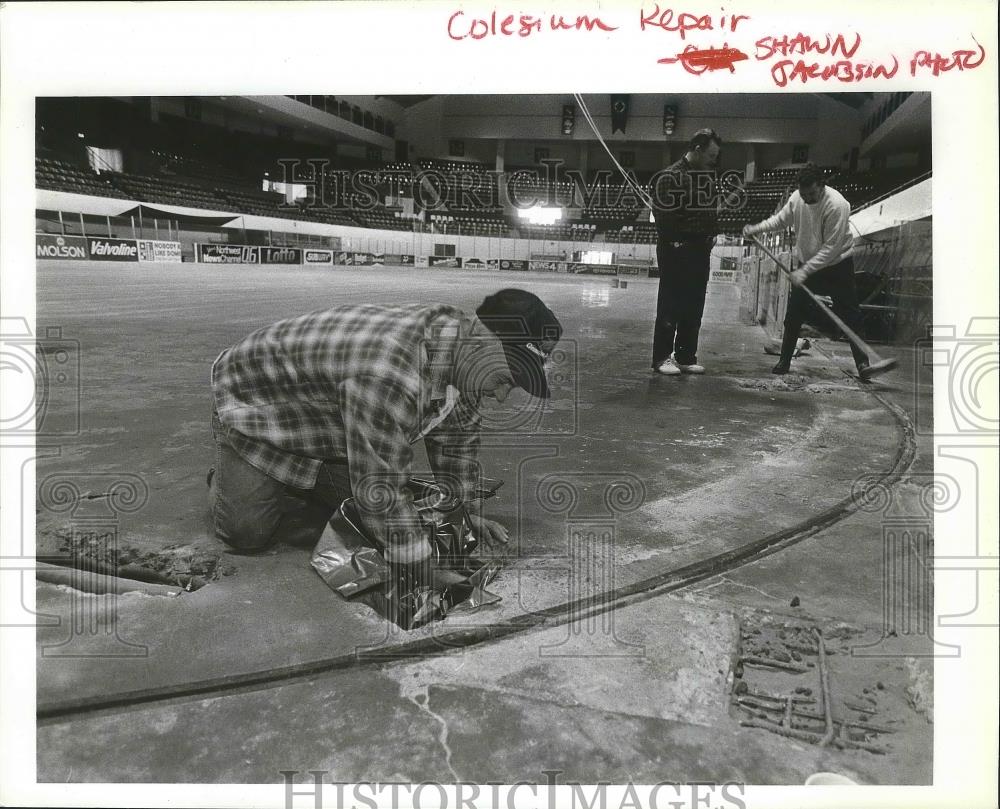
[
  {"xmin": 640, "ymin": 5, "xmax": 750, "ymax": 39},
  {"xmin": 771, "ymin": 56, "xmax": 899, "ymax": 87},
  {"xmin": 756, "ymin": 33, "xmax": 862, "ymax": 60},
  {"xmin": 658, "ymin": 44, "xmax": 749, "ymax": 73},
  {"xmin": 911, "ymin": 37, "xmax": 986, "ymax": 75},
  {"xmin": 447, "ymin": 10, "xmax": 617, "ymax": 40}
]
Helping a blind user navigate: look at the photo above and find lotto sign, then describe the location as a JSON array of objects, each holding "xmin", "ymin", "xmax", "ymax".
[{"xmin": 261, "ymin": 246, "xmax": 301, "ymax": 265}]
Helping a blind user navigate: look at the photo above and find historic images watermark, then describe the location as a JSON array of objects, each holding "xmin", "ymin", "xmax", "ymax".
[
  {"xmin": 280, "ymin": 770, "xmax": 748, "ymax": 809},
  {"xmin": 271, "ymin": 158, "xmax": 748, "ymax": 216},
  {"xmin": 848, "ymin": 317, "xmax": 999, "ymax": 658},
  {"xmin": 1, "ymin": 316, "xmax": 150, "ymax": 656}
]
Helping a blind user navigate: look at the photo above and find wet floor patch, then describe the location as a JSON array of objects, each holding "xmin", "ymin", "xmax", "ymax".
[
  {"xmin": 734, "ymin": 375, "xmax": 866, "ymax": 394},
  {"xmin": 48, "ymin": 528, "xmax": 236, "ymax": 590}
]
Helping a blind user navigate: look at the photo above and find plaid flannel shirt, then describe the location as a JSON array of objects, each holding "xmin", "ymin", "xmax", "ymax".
[{"xmin": 212, "ymin": 303, "xmax": 485, "ymax": 563}]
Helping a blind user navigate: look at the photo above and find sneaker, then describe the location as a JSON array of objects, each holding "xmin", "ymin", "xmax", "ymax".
[
  {"xmin": 676, "ymin": 361, "xmax": 705, "ymax": 374},
  {"xmin": 653, "ymin": 357, "xmax": 681, "ymax": 375},
  {"xmin": 856, "ymin": 361, "xmax": 873, "ymax": 382},
  {"xmin": 771, "ymin": 361, "xmax": 791, "ymax": 375}
]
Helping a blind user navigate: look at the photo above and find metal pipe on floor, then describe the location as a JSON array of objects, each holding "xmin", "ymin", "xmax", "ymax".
[{"xmin": 35, "ymin": 562, "xmax": 184, "ymax": 597}]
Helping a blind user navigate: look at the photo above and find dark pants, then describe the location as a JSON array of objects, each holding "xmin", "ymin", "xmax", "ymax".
[
  {"xmin": 210, "ymin": 421, "xmax": 352, "ymax": 553},
  {"xmin": 780, "ymin": 256, "xmax": 868, "ymax": 368},
  {"xmin": 652, "ymin": 239, "xmax": 713, "ymax": 367}
]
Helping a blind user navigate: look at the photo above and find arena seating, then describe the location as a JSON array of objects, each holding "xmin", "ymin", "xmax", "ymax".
[
  {"xmin": 604, "ymin": 223, "xmax": 657, "ymax": 245},
  {"xmin": 37, "ymin": 144, "xmax": 927, "ymax": 243},
  {"xmin": 429, "ymin": 214, "xmax": 509, "ymax": 237},
  {"xmin": 35, "ymin": 157, "xmax": 121, "ymax": 198},
  {"xmin": 151, "ymin": 150, "xmax": 252, "ymax": 190}
]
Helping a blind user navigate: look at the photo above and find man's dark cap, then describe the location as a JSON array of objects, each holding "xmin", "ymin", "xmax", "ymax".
[{"xmin": 476, "ymin": 288, "xmax": 562, "ymax": 399}]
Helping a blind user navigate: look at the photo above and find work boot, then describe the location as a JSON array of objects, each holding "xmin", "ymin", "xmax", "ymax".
[{"xmin": 772, "ymin": 330, "xmax": 798, "ymax": 374}]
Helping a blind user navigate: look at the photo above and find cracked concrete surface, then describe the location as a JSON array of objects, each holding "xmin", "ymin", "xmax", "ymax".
[{"xmin": 34, "ymin": 263, "xmax": 933, "ymax": 784}]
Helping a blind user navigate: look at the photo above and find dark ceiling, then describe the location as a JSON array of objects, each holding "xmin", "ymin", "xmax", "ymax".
[
  {"xmin": 376, "ymin": 95, "xmax": 435, "ymax": 109},
  {"xmin": 822, "ymin": 93, "xmax": 874, "ymax": 109}
]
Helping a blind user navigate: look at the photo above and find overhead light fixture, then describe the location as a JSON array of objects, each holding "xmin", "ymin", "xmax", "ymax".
[{"xmin": 77, "ymin": 132, "xmax": 85, "ymax": 139}]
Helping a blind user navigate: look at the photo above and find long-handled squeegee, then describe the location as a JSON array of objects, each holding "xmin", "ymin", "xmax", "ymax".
[{"xmin": 752, "ymin": 236, "xmax": 898, "ymax": 379}]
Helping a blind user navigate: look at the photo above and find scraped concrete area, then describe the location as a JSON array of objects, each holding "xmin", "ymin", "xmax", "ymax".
[{"xmin": 35, "ymin": 261, "xmax": 931, "ymax": 784}]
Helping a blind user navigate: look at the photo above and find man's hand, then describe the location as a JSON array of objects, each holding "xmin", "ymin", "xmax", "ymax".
[
  {"xmin": 466, "ymin": 513, "xmax": 510, "ymax": 552},
  {"xmin": 742, "ymin": 223, "xmax": 758, "ymax": 239},
  {"xmin": 789, "ymin": 268, "xmax": 808, "ymax": 288}
]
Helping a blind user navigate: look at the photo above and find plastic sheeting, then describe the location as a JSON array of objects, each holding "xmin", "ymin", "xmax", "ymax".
[{"xmin": 311, "ymin": 478, "xmax": 505, "ymax": 629}]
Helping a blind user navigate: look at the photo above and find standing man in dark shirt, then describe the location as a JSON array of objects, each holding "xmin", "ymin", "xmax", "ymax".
[{"xmin": 649, "ymin": 128, "xmax": 722, "ymax": 375}]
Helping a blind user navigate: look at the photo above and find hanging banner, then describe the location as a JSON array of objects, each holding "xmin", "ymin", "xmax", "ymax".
[
  {"xmin": 611, "ymin": 94, "xmax": 630, "ymax": 134},
  {"xmin": 415, "ymin": 256, "xmax": 429, "ymax": 267},
  {"xmin": 464, "ymin": 258, "xmax": 486, "ymax": 269}
]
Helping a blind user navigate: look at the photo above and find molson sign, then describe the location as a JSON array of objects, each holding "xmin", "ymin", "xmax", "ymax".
[
  {"xmin": 36, "ymin": 234, "xmax": 89, "ymax": 260},
  {"xmin": 88, "ymin": 238, "xmax": 139, "ymax": 261}
]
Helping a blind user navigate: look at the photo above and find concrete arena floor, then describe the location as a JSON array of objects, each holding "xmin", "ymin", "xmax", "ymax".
[{"xmin": 33, "ymin": 261, "xmax": 932, "ymax": 785}]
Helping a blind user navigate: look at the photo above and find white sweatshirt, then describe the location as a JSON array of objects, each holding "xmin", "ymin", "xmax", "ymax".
[{"xmin": 751, "ymin": 186, "xmax": 853, "ymax": 279}]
